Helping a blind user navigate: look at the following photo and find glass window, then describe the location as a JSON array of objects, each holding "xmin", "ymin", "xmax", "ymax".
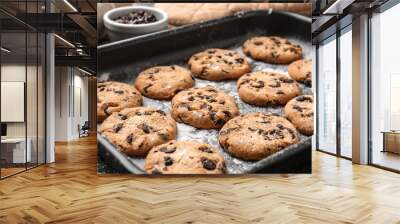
[
  {"xmin": 317, "ymin": 36, "xmax": 337, "ymax": 154},
  {"xmin": 1, "ymin": 31, "xmax": 28, "ymax": 178},
  {"xmin": 370, "ymin": 3, "xmax": 400, "ymax": 171},
  {"xmin": 0, "ymin": 1, "xmax": 46, "ymax": 179},
  {"xmin": 339, "ymin": 27, "xmax": 352, "ymax": 158}
]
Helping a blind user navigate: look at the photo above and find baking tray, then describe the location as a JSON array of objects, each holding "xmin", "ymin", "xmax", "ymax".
[{"xmin": 97, "ymin": 10, "xmax": 312, "ymax": 174}]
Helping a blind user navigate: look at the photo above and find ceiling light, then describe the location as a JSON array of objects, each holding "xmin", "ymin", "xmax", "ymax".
[
  {"xmin": 1, "ymin": 47, "xmax": 11, "ymax": 53},
  {"xmin": 54, "ymin": 34, "xmax": 75, "ymax": 48},
  {"xmin": 63, "ymin": 0, "xmax": 78, "ymax": 12},
  {"xmin": 323, "ymin": 0, "xmax": 354, "ymax": 15},
  {"xmin": 78, "ymin": 67, "xmax": 92, "ymax": 76}
]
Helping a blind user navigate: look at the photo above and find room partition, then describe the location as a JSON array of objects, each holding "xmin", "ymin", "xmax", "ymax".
[{"xmin": 0, "ymin": 1, "xmax": 47, "ymax": 179}]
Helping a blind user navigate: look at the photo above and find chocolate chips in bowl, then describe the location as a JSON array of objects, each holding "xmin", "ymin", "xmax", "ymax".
[
  {"xmin": 114, "ymin": 10, "xmax": 158, "ymax": 25},
  {"xmin": 103, "ymin": 6, "xmax": 168, "ymax": 41}
]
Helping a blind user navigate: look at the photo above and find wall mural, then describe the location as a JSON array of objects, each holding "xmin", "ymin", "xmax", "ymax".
[{"xmin": 97, "ymin": 3, "xmax": 313, "ymax": 175}]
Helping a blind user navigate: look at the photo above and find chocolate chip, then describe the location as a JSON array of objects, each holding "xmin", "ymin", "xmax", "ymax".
[
  {"xmin": 113, "ymin": 123, "xmax": 123, "ymax": 133},
  {"xmin": 293, "ymin": 105, "xmax": 304, "ymax": 112},
  {"xmin": 164, "ymin": 156, "xmax": 174, "ymax": 166},
  {"xmin": 160, "ymin": 147, "xmax": 176, "ymax": 153},
  {"xmin": 143, "ymin": 84, "xmax": 152, "ymax": 93},
  {"xmin": 285, "ymin": 128, "xmax": 296, "ymax": 139},
  {"xmin": 250, "ymin": 80, "xmax": 264, "ymax": 88},
  {"xmin": 238, "ymin": 79, "xmax": 251, "ymax": 88},
  {"xmin": 201, "ymin": 157, "xmax": 216, "ymax": 170},
  {"xmin": 276, "ymin": 124, "xmax": 284, "ymax": 130},
  {"xmin": 279, "ymin": 77, "xmax": 294, "ymax": 83},
  {"xmin": 135, "ymin": 111, "xmax": 144, "ymax": 116},
  {"xmin": 139, "ymin": 123, "xmax": 152, "ymax": 134},
  {"xmin": 170, "ymin": 65, "xmax": 175, "ymax": 70},
  {"xmin": 253, "ymin": 41, "xmax": 263, "ymax": 46},
  {"xmin": 222, "ymin": 111, "xmax": 231, "ymax": 118},
  {"xmin": 114, "ymin": 10, "xmax": 157, "ymax": 25},
  {"xmin": 271, "ymin": 51, "xmax": 279, "ymax": 58},
  {"xmin": 267, "ymin": 129, "xmax": 284, "ymax": 140},
  {"xmin": 126, "ymin": 134, "xmax": 134, "ymax": 144},
  {"xmin": 151, "ymin": 169, "xmax": 162, "ymax": 174},
  {"xmin": 235, "ymin": 58, "xmax": 244, "ymax": 64},
  {"xmin": 199, "ymin": 67, "xmax": 208, "ymax": 76},
  {"xmin": 103, "ymin": 106, "xmax": 110, "ymax": 115},
  {"xmin": 215, "ymin": 119, "xmax": 226, "ymax": 126},
  {"xmin": 210, "ymin": 111, "xmax": 217, "ymax": 120},
  {"xmin": 220, "ymin": 127, "xmax": 239, "ymax": 135},
  {"xmin": 155, "ymin": 110, "xmax": 166, "ymax": 116},
  {"xmin": 248, "ymin": 127, "xmax": 257, "ymax": 132},
  {"xmin": 289, "ymin": 47, "xmax": 299, "ymax": 53},
  {"xmin": 276, "ymin": 90, "xmax": 284, "ymax": 95},
  {"xmin": 99, "ymin": 87, "xmax": 105, "ymax": 92},
  {"xmin": 188, "ymin": 96, "xmax": 195, "ymax": 101},
  {"xmin": 198, "ymin": 146, "xmax": 213, "ymax": 153},
  {"xmin": 296, "ymin": 95, "xmax": 312, "ymax": 102},
  {"xmin": 304, "ymin": 79, "xmax": 312, "ymax": 87},
  {"xmin": 114, "ymin": 90, "xmax": 124, "ymax": 94},
  {"xmin": 119, "ymin": 114, "xmax": 128, "ymax": 120},
  {"xmin": 157, "ymin": 132, "xmax": 169, "ymax": 141}
]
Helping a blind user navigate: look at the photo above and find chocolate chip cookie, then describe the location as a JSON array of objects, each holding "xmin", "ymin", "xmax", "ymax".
[
  {"xmin": 171, "ymin": 85, "xmax": 240, "ymax": 129},
  {"xmin": 284, "ymin": 95, "xmax": 314, "ymax": 136},
  {"xmin": 144, "ymin": 140, "xmax": 225, "ymax": 174},
  {"xmin": 237, "ymin": 71, "xmax": 301, "ymax": 106},
  {"xmin": 97, "ymin": 81, "xmax": 142, "ymax": 123},
  {"xmin": 243, "ymin": 36, "xmax": 303, "ymax": 64},
  {"xmin": 219, "ymin": 113, "xmax": 300, "ymax": 160},
  {"xmin": 134, "ymin": 65, "xmax": 195, "ymax": 100},
  {"xmin": 98, "ymin": 107, "xmax": 177, "ymax": 157},
  {"xmin": 288, "ymin": 59, "xmax": 312, "ymax": 86},
  {"xmin": 188, "ymin": 48, "xmax": 251, "ymax": 81}
]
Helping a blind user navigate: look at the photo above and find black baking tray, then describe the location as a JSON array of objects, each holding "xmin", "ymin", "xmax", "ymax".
[{"xmin": 97, "ymin": 10, "xmax": 312, "ymax": 174}]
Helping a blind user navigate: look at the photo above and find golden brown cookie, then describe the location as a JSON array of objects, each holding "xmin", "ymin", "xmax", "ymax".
[
  {"xmin": 237, "ymin": 71, "xmax": 301, "ymax": 106},
  {"xmin": 188, "ymin": 48, "xmax": 251, "ymax": 81},
  {"xmin": 219, "ymin": 113, "xmax": 300, "ymax": 160},
  {"xmin": 97, "ymin": 81, "xmax": 142, "ymax": 123},
  {"xmin": 144, "ymin": 140, "xmax": 225, "ymax": 174},
  {"xmin": 243, "ymin": 36, "xmax": 303, "ymax": 64},
  {"xmin": 288, "ymin": 59, "xmax": 312, "ymax": 86},
  {"xmin": 284, "ymin": 95, "xmax": 313, "ymax": 136},
  {"xmin": 98, "ymin": 107, "xmax": 177, "ymax": 157},
  {"xmin": 134, "ymin": 65, "xmax": 195, "ymax": 100},
  {"xmin": 171, "ymin": 85, "xmax": 240, "ymax": 129}
]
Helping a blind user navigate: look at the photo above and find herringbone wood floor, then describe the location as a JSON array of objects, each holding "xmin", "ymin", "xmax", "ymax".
[{"xmin": 0, "ymin": 136, "xmax": 399, "ymax": 224}]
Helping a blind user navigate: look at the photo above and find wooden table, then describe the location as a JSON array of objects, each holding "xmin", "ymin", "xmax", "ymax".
[{"xmin": 381, "ymin": 131, "xmax": 400, "ymax": 154}]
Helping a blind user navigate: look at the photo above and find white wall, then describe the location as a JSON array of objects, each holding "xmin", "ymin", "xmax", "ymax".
[{"xmin": 54, "ymin": 66, "xmax": 89, "ymax": 141}]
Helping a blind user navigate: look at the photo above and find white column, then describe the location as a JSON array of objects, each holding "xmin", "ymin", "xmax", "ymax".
[
  {"xmin": 352, "ymin": 14, "xmax": 369, "ymax": 164},
  {"xmin": 46, "ymin": 33, "xmax": 55, "ymax": 163},
  {"xmin": 311, "ymin": 45, "xmax": 317, "ymax": 150}
]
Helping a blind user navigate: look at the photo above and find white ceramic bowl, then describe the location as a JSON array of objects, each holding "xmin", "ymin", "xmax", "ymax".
[{"xmin": 103, "ymin": 6, "xmax": 168, "ymax": 41}]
